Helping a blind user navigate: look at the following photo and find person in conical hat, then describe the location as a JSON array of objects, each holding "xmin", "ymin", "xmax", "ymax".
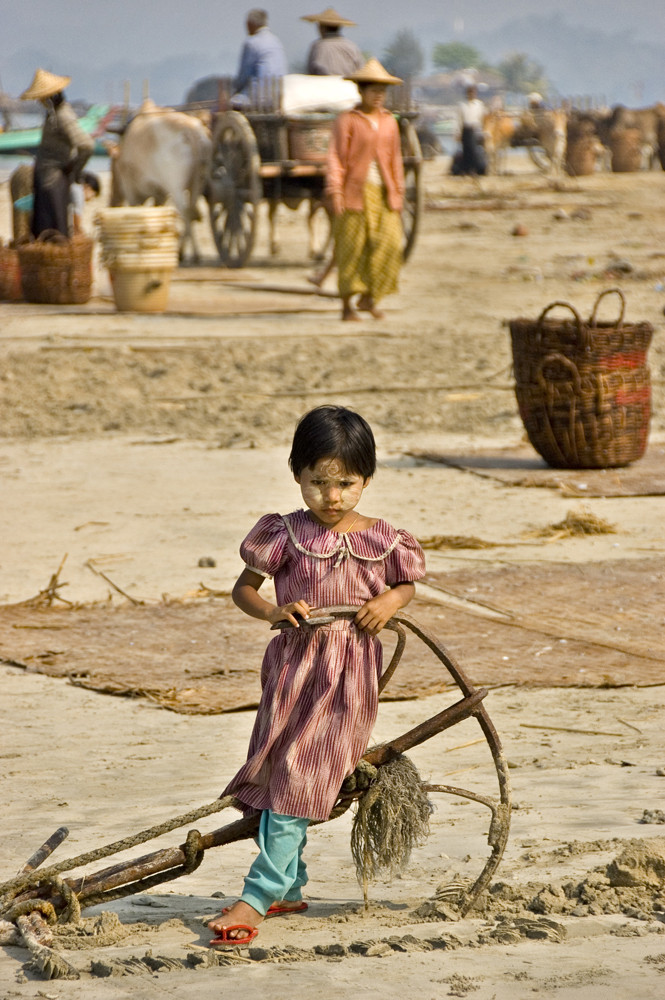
[
  {"xmin": 325, "ymin": 58, "xmax": 404, "ymax": 320},
  {"xmin": 302, "ymin": 6, "xmax": 363, "ymax": 76},
  {"xmin": 20, "ymin": 68, "xmax": 71, "ymax": 101},
  {"xmin": 344, "ymin": 57, "xmax": 402, "ymax": 86},
  {"xmin": 21, "ymin": 68, "xmax": 94, "ymax": 238}
]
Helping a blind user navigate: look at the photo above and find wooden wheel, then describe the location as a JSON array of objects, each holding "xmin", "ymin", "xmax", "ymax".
[
  {"xmin": 399, "ymin": 118, "xmax": 423, "ymax": 263},
  {"xmin": 207, "ymin": 111, "xmax": 261, "ymax": 268}
]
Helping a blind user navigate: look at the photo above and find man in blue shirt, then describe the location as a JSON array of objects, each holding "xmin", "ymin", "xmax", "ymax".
[{"xmin": 234, "ymin": 9, "xmax": 287, "ymax": 99}]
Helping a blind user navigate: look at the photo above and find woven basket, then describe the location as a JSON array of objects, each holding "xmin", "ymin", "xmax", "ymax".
[
  {"xmin": 609, "ymin": 127, "xmax": 642, "ymax": 172},
  {"xmin": 18, "ymin": 232, "xmax": 93, "ymax": 305},
  {"xmin": 0, "ymin": 243, "xmax": 23, "ymax": 301},
  {"xmin": 509, "ymin": 289, "xmax": 653, "ymax": 468},
  {"xmin": 565, "ymin": 116, "xmax": 598, "ymax": 176},
  {"xmin": 287, "ymin": 116, "xmax": 334, "ymax": 163},
  {"xmin": 96, "ymin": 207, "xmax": 179, "ymax": 313}
]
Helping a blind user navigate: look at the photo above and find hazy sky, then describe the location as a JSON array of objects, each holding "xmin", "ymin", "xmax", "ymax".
[{"xmin": 1, "ymin": 1, "xmax": 663, "ymax": 104}]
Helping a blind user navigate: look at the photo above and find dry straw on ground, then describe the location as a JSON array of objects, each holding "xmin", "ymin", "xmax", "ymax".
[{"xmin": 532, "ymin": 506, "xmax": 617, "ymax": 541}]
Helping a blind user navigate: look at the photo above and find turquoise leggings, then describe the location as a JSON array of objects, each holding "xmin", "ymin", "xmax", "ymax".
[{"xmin": 241, "ymin": 810, "xmax": 310, "ymax": 916}]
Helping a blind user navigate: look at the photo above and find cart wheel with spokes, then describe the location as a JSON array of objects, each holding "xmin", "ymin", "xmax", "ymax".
[
  {"xmin": 399, "ymin": 118, "xmax": 423, "ymax": 263},
  {"xmin": 207, "ymin": 111, "xmax": 261, "ymax": 268}
]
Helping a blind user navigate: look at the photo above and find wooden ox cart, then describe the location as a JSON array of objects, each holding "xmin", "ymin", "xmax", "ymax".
[{"xmin": 201, "ymin": 77, "xmax": 424, "ymax": 268}]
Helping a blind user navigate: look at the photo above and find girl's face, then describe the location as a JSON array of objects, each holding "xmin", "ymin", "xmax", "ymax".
[
  {"xmin": 296, "ymin": 457, "xmax": 370, "ymax": 529},
  {"xmin": 360, "ymin": 84, "xmax": 387, "ymax": 113}
]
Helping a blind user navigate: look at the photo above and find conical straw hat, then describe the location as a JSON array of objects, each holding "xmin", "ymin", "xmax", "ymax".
[
  {"xmin": 21, "ymin": 68, "xmax": 71, "ymax": 101},
  {"xmin": 301, "ymin": 7, "xmax": 356, "ymax": 26},
  {"xmin": 345, "ymin": 58, "xmax": 402, "ymax": 86}
]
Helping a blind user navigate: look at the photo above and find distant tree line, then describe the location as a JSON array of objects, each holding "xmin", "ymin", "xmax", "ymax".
[{"xmin": 382, "ymin": 31, "xmax": 549, "ymax": 97}]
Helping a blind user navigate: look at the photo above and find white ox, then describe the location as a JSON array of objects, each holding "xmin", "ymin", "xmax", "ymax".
[{"xmin": 109, "ymin": 100, "xmax": 212, "ymax": 262}]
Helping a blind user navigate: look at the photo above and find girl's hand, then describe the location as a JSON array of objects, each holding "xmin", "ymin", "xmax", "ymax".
[
  {"xmin": 353, "ymin": 591, "xmax": 402, "ymax": 636},
  {"xmin": 267, "ymin": 600, "xmax": 311, "ymax": 628}
]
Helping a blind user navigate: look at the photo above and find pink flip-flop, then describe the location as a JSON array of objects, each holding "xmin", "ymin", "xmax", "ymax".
[
  {"xmin": 219, "ymin": 901, "xmax": 308, "ymax": 918},
  {"xmin": 266, "ymin": 901, "xmax": 308, "ymax": 918},
  {"xmin": 209, "ymin": 924, "xmax": 258, "ymax": 948}
]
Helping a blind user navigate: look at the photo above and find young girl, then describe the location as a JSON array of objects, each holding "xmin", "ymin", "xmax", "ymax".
[{"xmin": 208, "ymin": 405, "xmax": 425, "ymax": 947}]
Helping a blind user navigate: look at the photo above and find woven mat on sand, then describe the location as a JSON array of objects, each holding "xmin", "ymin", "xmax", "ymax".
[
  {"xmin": 1, "ymin": 558, "xmax": 662, "ymax": 711},
  {"xmin": 420, "ymin": 557, "xmax": 664, "ymax": 688},
  {"xmin": 409, "ymin": 443, "xmax": 665, "ymax": 497},
  {"xmin": 0, "ymin": 599, "xmax": 447, "ymax": 714}
]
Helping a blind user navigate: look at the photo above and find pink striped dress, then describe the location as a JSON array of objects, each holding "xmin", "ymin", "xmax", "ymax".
[{"xmin": 223, "ymin": 509, "xmax": 426, "ymax": 822}]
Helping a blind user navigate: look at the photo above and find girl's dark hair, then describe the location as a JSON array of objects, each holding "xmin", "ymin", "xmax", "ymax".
[{"xmin": 289, "ymin": 406, "xmax": 376, "ymax": 479}]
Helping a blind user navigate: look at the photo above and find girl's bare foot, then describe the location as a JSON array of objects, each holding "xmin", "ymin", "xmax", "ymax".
[
  {"xmin": 208, "ymin": 900, "xmax": 263, "ymax": 940},
  {"xmin": 342, "ymin": 305, "xmax": 361, "ymax": 321}
]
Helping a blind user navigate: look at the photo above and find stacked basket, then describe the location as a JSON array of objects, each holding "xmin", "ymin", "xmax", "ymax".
[
  {"xmin": 509, "ymin": 290, "xmax": 653, "ymax": 469},
  {"xmin": 96, "ymin": 207, "xmax": 179, "ymax": 312}
]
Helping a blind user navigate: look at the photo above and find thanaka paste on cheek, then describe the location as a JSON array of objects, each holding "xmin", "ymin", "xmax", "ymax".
[
  {"xmin": 299, "ymin": 458, "xmax": 367, "ymax": 517},
  {"xmin": 300, "ymin": 480, "xmax": 364, "ymax": 513}
]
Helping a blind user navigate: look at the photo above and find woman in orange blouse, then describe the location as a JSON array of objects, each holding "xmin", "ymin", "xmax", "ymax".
[{"xmin": 326, "ymin": 59, "xmax": 405, "ymax": 321}]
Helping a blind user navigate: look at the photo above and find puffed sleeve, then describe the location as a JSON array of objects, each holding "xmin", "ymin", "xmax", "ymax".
[
  {"xmin": 384, "ymin": 529, "xmax": 426, "ymax": 586},
  {"xmin": 239, "ymin": 513, "xmax": 289, "ymax": 578}
]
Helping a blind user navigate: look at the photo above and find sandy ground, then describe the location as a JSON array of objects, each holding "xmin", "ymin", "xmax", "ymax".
[{"xmin": 1, "ymin": 155, "xmax": 665, "ymax": 997}]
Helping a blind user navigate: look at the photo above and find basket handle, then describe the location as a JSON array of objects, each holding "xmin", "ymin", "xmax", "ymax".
[
  {"xmin": 35, "ymin": 229, "xmax": 69, "ymax": 246},
  {"xmin": 536, "ymin": 300, "xmax": 583, "ymax": 332},
  {"xmin": 536, "ymin": 352, "xmax": 582, "ymax": 467},
  {"xmin": 589, "ymin": 287, "xmax": 625, "ymax": 329},
  {"xmin": 536, "ymin": 300, "xmax": 589, "ymax": 352},
  {"xmin": 536, "ymin": 352, "xmax": 582, "ymax": 392}
]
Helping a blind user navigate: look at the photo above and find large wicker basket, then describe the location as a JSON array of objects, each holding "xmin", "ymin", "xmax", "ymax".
[
  {"xmin": 18, "ymin": 231, "xmax": 93, "ymax": 305},
  {"xmin": 0, "ymin": 243, "xmax": 22, "ymax": 301},
  {"xmin": 509, "ymin": 290, "xmax": 653, "ymax": 469},
  {"xmin": 609, "ymin": 127, "xmax": 642, "ymax": 172},
  {"xmin": 565, "ymin": 116, "xmax": 598, "ymax": 176},
  {"xmin": 287, "ymin": 115, "xmax": 334, "ymax": 163}
]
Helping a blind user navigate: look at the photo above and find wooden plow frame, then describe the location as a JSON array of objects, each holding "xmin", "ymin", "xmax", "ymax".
[{"xmin": 0, "ymin": 607, "xmax": 511, "ymax": 977}]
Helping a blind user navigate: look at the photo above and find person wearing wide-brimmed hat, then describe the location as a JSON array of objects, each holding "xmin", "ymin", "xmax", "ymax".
[
  {"xmin": 326, "ymin": 58, "xmax": 404, "ymax": 321},
  {"xmin": 302, "ymin": 6, "xmax": 363, "ymax": 77},
  {"xmin": 21, "ymin": 68, "xmax": 94, "ymax": 238}
]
